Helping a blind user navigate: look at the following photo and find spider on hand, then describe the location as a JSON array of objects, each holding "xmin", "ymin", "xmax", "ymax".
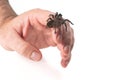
[{"xmin": 46, "ymin": 12, "xmax": 73, "ymax": 33}]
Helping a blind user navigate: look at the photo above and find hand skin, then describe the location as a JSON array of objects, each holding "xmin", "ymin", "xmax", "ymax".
[{"xmin": 0, "ymin": 0, "xmax": 74, "ymax": 68}]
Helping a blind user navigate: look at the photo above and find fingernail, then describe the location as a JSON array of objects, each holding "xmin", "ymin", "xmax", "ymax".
[
  {"xmin": 64, "ymin": 62, "xmax": 69, "ymax": 68},
  {"xmin": 61, "ymin": 60, "xmax": 69, "ymax": 68},
  {"xmin": 65, "ymin": 61, "xmax": 69, "ymax": 67},
  {"xmin": 30, "ymin": 51, "xmax": 41, "ymax": 61}
]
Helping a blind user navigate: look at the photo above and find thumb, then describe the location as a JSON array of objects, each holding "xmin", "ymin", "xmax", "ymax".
[
  {"xmin": 10, "ymin": 32, "xmax": 42, "ymax": 61},
  {"xmin": 17, "ymin": 42, "xmax": 42, "ymax": 61}
]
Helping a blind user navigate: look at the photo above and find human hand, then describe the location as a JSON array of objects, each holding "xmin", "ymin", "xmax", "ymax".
[{"xmin": 0, "ymin": 9, "xmax": 74, "ymax": 68}]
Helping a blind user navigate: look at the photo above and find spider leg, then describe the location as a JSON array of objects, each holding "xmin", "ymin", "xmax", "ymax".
[
  {"xmin": 63, "ymin": 19, "xmax": 74, "ymax": 25},
  {"xmin": 58, "ymin": 13, "xmax": 62, "ymax": 18},
  {"xmin": 63, "ymin": 22, "xmax": 68, "ymax": 31},
  {"xmin": 55, "ymin": 12, "xmax": 58, "ymax": 18},
  {"xmin": 49, "ymin": 14, "xmax": 54, "ymax": 19},
  {"xmin": 59, "ymin": 27, "xmax": 62, "ymax": 37},
  {"xmin": 47, "ymin": 18, "xmax": 53, "ymax": 22}
]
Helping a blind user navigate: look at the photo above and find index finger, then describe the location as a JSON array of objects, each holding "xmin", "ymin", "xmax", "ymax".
[{"xmin": 55, "ymin": 24, "xmax": 74, "ymax": 68}]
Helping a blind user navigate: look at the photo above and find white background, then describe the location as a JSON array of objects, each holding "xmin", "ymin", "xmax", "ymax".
[{"xmin": 0, "ymin": 0, "xmax": 120, "ymax": 80}]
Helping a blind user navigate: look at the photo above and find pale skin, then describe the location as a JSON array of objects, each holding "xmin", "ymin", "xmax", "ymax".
[{"xmin": 0, "ymin": 0, "xmax": 74, "ymax": 68}]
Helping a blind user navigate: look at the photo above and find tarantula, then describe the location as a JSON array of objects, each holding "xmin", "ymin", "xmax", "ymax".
[{"xmin": 46, "ymin": 12, "xmax": 73, "ymax": 33}]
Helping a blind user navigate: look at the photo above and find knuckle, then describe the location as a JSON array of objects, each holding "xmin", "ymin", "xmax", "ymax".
[
  {"xmin": 62, "ymin": 53, "xmax": 71, "ymax": 60},
  {"xmin": 32, "ymin": 8, "xmax": 41, "ymax": 12}
]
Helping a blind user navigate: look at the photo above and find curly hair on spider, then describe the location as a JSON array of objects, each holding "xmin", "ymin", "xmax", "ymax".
[{"xmin": 46, "ymin": 12, "xmax": 73, "ymax": 33}]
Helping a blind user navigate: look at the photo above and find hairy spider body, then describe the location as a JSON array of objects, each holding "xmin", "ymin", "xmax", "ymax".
[{"xmin": 46, "ymin": 12, "xmax": 73, "ymax": 33}]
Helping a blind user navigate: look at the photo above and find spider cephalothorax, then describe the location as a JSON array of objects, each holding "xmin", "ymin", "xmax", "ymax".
[{"xmin": 46, "ymin": 12, "xmax": 73, "ymax": 33}]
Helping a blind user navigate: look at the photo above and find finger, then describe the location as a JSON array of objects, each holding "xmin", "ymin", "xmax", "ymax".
[
  {"xmin": 10, "ymin": 31, "xmax": 42, "ymax": 61},
  {"xmin": 61, "ymin": 46, "xmax": 71, "ymax": 68},
  {"xmin": 41, "ymin": 10, "xmax": 74, "ymax": 67},
  {"xmin": 61, "ymin": 28, "xmax": 74, "ymax": 68},
  {"xmin": 61, "ymin": 54, "xmax": 71, "ymax": 68},
  {"xmin": 62, "ymin": 29, "xmax": 74, "ymax": 68},
  {"xmin": 55, "ymin": 27, "xmax": 73, "ymax": 68}
]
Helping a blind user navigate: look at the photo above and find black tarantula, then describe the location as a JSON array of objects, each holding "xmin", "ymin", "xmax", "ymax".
[{"xmin": 46, "ymin": 12, "xmax": 73, "ymax": 33}]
